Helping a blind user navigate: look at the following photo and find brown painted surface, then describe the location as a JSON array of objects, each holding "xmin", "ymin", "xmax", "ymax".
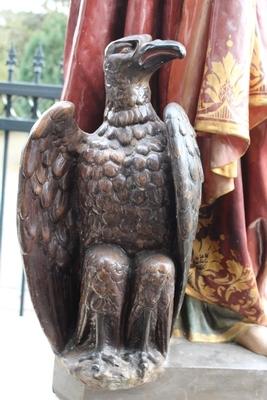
[{"xmin": 17, "ymin": 35, "xmax": 202, "ymax": 387}]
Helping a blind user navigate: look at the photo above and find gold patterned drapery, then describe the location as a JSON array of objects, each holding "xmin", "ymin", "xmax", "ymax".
[{"xmin": 167, "ymin": 0, "xmax": 267, "ymax": 328}]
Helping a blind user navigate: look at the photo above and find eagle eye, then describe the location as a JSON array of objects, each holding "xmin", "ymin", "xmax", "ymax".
[{"xmin": 114, "ymin": 41, "xmax": 136, "ymax": 54}]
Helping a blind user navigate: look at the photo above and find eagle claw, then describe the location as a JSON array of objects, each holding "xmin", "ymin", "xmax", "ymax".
[{"xmin": 79, "ymin": 349, "xmax": 121, "ymax": 371}]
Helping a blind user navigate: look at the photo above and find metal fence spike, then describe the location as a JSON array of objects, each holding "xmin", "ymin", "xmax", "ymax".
[
  {"xmin": 6, "ymin": 45, "xmax": 17, "ymax": 82},
  {"xmin": 59, "ymin": 56, "xmax": 64, "ymax": 84},
  {"xmin": 33, "ymin": 44, "xmax": 45, "ymax": 84}
]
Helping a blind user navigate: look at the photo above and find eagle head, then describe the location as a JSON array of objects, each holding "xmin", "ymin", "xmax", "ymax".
[
  {"xmin": 104, "ymin": 34, "xmax": 185, "ymax": 111},
  {"xmin": 104, "ymin": 34, "xmax": 185, "ymax": 82}
]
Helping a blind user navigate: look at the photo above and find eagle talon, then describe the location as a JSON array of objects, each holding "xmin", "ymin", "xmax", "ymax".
[
  {"xmin": 147, "ymin": 351, "xmax": 159, "ymax": 364},
  {"xmin": 91, "ymin": 363, "xmax": 101, "ymax": 373},
  {"xmin": 79, "ymin": 351, "xmax": 98, "ymax": 363},
  {"xmin": 136, "ymin": 351, "xmax": 150, "ymax": 378},
  {"xmin": 79, "ymin": 349, "xmax": 121, "ymax": 371},
  {"xmin": 102, "ymin": 352, "xmax": 120, "ymax": 367}
]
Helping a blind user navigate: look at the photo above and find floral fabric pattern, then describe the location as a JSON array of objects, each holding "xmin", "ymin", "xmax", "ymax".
[
  {"xmin": 196, "ymin": 38, "xmax": 249, "ymax": 138},
  {"xmin": 186, "ymin": 207, "xmax": 267, "ymax": 324}
]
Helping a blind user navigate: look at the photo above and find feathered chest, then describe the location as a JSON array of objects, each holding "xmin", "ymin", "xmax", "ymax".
[{"xmin": 76, "ymin": 121, "xmax": 176, "ymax": 252}]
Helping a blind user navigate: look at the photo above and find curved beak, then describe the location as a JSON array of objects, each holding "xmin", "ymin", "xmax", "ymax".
[{"xmin": 138, "ymin": 39, "xmax": 186, "ymax": 72}]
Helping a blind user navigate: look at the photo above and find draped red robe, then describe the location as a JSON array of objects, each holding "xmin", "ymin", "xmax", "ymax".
[{"xmin": 62, "ymin": 0, "xmax": 267, "ymax": 334}]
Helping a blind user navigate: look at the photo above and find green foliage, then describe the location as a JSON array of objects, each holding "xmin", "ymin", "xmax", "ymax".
[{"xmin": 0, "ymin": 10, "xmax": 67, "ymax": 83}]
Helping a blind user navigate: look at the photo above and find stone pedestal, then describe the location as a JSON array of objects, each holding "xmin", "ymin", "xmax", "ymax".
[{"xmin": 53, "ymin": 338, "xmax": 267, "ymax": 400}]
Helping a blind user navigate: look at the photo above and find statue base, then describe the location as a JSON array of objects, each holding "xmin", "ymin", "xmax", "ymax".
[
  {"xmin": 59, "ymin": 344, "xmax": 164, "ymax": 390},
  {"xmin": 53, "ymin": 337, "xmax": 267, "ymax": 400}
]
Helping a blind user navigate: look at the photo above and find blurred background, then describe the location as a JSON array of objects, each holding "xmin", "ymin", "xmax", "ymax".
[
  {"xmin": 0, "ymin": 1, "xmax": 70, "ymax": 398},
  {"xmin": 0, "ymin": 0, "xmax": 69, "ymax": 316}
]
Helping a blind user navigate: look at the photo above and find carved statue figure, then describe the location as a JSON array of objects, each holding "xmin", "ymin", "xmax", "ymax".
[{"xmin": 17, "ymin": 35, "xmax": 203, "ymax": 389}]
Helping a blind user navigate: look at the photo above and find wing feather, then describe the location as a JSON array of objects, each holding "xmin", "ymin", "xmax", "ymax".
[
  {"xmin": 164, "ymin": 102, "xmax": 203, "ymax": 320},
  {"xmin": 17, "ymin": 101, "xmax": 81, "ymax": 352}
]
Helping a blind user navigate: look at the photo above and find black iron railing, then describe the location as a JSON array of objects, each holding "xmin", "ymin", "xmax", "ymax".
[{"xmin": 0, "ymin": 45, "xmax": 63, "ymax": 315}]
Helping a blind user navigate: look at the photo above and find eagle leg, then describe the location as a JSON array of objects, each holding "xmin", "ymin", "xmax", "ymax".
[
  {"xmin": 126, "ymin": 252, "xmax": 175, "ymax": 377},
  {"xmin": 75, "ymin": 244, "xmax": 130, "ymax": 376}
]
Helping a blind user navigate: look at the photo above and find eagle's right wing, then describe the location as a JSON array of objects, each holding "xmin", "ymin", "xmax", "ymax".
[{"xmin": 17, "ymin": 101, "xmax": 82, "ymax": 352}]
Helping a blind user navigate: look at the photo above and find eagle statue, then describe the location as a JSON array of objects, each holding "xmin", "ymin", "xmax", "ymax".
[{"xmin": 17, "ymin": 35, "xmax": 203, "ymax": 389}]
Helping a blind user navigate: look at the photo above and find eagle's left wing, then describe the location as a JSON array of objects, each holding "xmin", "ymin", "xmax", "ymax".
[{"xmin": 163, "ymin": 102, "xmax": 204, "ymax": 320}]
